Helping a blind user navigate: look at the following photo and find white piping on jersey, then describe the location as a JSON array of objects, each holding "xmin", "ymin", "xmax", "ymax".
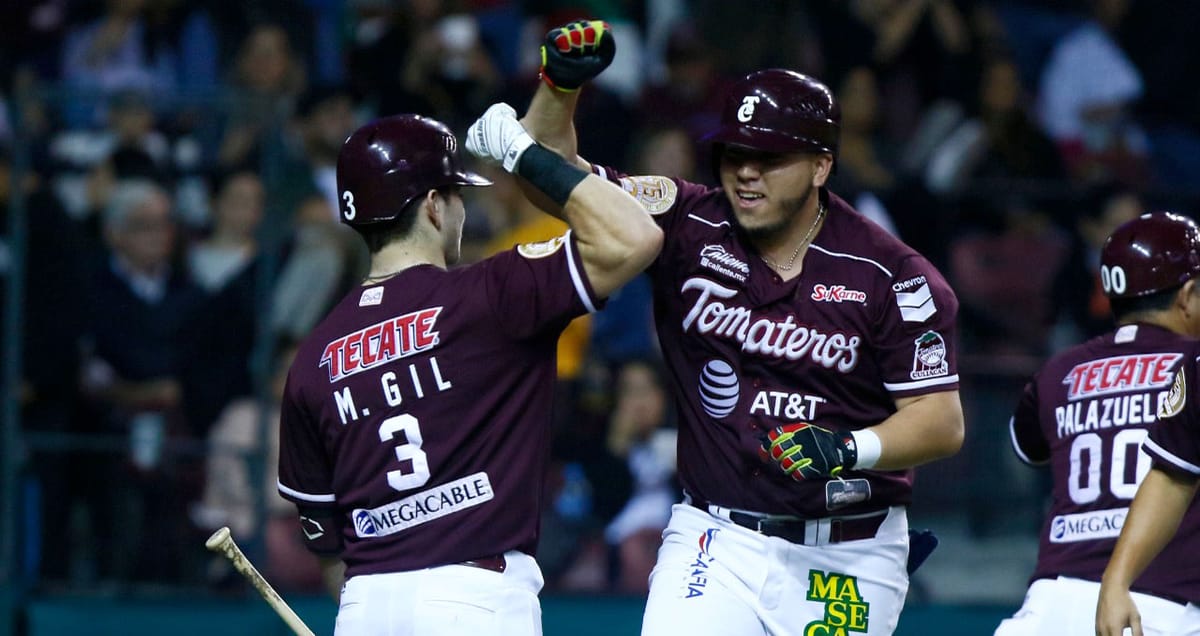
[
  {"xmin": 278, "ymin": 480, "xmax": 336, "ymax": 503},
  {"xmin": 882, "ymin": 374, "xmax": 959, "ymax": 392},
  {"xmin": 1143, "ymin": 437, "xmax": 1200, "ymax": 475},
  {"xmin": 564, "ymin": 230, "xmax": 598, "ymax": 313},
  {"xmin": 687, "ymin": 214, "xmax": 731, "ymax": 228},
  {"xmin": 808, "ymin": 244, "xmax": 893, "ymax": 277},
  {"xmin": 1009, "ymin": 416, "xmax": 1041, "ymax": 466}
]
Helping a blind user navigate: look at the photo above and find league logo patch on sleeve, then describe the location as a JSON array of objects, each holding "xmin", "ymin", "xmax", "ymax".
[
  {"xmin": 911, "ymin": 331, "xmax": 949, "ymax": 380},
  {"xmin": 617, "ymin": 175, "xmax": 677, "ymax": 215},
  {"xmin": 1160, "ymin": 367, "xmax": 1186, "ymax": 419},
  {"xmin": 517, "ymin": 234, "xmax": 568, "ymax": 259},
  {"xmin": 892, "ymin": 275, "xmax": 936, "ymax": 322}
]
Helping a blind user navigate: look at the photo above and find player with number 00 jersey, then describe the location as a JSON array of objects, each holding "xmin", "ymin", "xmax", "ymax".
[{"xmin": 1000, "ymin": 212, "xmax": 1200, "ymax": 635}]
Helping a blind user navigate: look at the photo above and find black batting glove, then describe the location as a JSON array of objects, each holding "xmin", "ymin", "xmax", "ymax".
[
  {"xmin": 758, "ymin": 423, "xmax": 858, "ymax": 481},
  {"xmin": 539, "ymin": 20, "xmax": 616, "ymax": 92}
]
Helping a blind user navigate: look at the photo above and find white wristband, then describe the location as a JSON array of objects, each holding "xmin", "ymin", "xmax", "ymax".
[
  {"xmin": 850, "ymin": 429, "xmax": 882, "ymax": 470},
  {"xmin": 501, "ymin": 131, "xmax": 536, "ymax": 173}
]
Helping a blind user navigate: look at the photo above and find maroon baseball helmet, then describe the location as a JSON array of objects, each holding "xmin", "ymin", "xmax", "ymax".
[
  {"xmin": 1100, "ymin": 211, "xmax": 1200, "ymax": 299},
  {"xmin": 335, "ymin": 114, "xmax": 491, "ymax": 227},
  {"xmin": 704, "ymin": 69, "xmax": 840, "ymax": 159}
]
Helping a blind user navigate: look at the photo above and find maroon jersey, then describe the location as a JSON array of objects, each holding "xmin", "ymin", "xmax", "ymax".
[
  {"xmin": 1010, "ymin": 322, "xmax": 1200, "ymax": 603},
  {"xmin": 593, "ymin": 169, "xmax": 959, "ymax": 517},
  {"xmin": 1140, "ymin": 339, "xmax": 1200, "ymax": 603},
  {"xmin": 277, "ymin": 234, "xmax": 598, "ymax": 578}
]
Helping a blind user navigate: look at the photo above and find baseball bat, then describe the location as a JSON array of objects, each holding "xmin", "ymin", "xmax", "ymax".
[{"xmin": 205, "ymin": 527, "xmax": 317, "ymax": 636}]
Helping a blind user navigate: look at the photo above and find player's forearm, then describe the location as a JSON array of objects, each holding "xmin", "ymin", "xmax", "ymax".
[
  {"xmin": 869, "ymin": 390, "xmax": 964, "ymax": 470},
  {"xmin": 520, "ymin": 85, "xmax": 589, "ymax": 170},
  {"xmin": 1101, "ymin": 467, "xmax": 1198, "ymax": 589},
  {"xmin": 319, "ymin": 557, "xmax": 345, "ymax": 603}
]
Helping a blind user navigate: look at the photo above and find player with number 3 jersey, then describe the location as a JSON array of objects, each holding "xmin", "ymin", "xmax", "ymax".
[
  {"xmin": 276, "ymin": 86, "xmax": 661, "ymax": 634},
  {"xmin": 1000, "ymin": 212, "xmax": 1200, "ymax": 635}
]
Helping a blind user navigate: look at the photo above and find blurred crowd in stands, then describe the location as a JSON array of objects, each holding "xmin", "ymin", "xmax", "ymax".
[{"xmin": 1, "ymin": 0, "xmax": 1199, "ymax": 597}]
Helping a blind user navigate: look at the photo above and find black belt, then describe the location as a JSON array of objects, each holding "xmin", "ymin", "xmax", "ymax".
[
  {"xmin": 458, "ymin": 554, "xmax": 507, "ymax": 573},
  {"xmin": 690, "ymin": 499, "xmax": 888, "ymax": 545}
]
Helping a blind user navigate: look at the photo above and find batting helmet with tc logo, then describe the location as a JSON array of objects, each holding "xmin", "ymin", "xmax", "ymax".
[{"xmin": 704, "ymin": 69, "xmax": 840, "ymax": 160}]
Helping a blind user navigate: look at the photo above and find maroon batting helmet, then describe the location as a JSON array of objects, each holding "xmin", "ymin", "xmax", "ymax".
[
  {"xmin": 1100, "ymin": 211, "xmax": 1200, "ymax": 299},
  {"xmin": 704, "ymin": 69, "xmax": 840, "ymax": 159},
  {"xmin": 335, "ymin": 114, "xmax": 491, "ymax": 227}
]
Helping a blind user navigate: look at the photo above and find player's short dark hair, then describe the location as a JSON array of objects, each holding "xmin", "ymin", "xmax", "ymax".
[
  {"xmin": 352, "ymin": 186, "xmax": 455, "ymax": 254},
  {"xmin": 1110, "ymin": 282, "xmax": 1188, "ymax": 321}
]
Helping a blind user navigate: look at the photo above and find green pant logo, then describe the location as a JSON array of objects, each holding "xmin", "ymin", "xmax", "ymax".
[{"xmin": 804, "ymin": 569, "xmax": 870, "ymax": 635}]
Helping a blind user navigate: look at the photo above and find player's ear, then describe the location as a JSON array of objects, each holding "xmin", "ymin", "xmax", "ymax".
[
  {"xmin": 1176, "ymin": 278, "xmax": 1199, "ymax": 312},
  {"xmin": 424, "ymin": 188, "xmax": 443, "ymax": 232},
  {"xmin": 812, "ymin": 154, "xmax": 833, "ymax": 187}
]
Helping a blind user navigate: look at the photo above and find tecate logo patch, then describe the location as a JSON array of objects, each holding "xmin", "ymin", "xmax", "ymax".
[
  {"xmin": 1062, "ymin": 353, "xmax": 1181, "ymax": 400},
  {"xmin": 321, "ymin": 307, "xmax": 443, "ymax": 382}
]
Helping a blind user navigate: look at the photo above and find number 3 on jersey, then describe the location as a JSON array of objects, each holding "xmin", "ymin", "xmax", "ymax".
[
  {"xmin": 379, "ymin": 414, "xmax": 430, "ymax": 491},
  {"xmin": 1068, "ymin": 429, "xmax": 1150, "ymax": 504}
]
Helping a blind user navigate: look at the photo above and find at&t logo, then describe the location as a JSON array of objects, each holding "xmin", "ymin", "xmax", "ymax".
[{"xmin": 699, "ymin": 359, "xmax": 739, "ymax": 418}]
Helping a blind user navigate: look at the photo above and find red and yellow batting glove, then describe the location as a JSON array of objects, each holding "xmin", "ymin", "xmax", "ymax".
[
  {"xmin": 758, "ymin": 423, "xmax": 858, "ymax": 481},
  {"xmin": 539, "ymin": 20, "xmax": 616, "ymax": 92}
]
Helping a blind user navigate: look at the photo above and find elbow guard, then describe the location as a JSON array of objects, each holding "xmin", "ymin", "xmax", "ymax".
[{"xmin": 297, "ymin": 507, "xmax": 344, "ymax": 557}]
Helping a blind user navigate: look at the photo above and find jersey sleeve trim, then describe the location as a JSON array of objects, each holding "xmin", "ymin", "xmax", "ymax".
[
  {"xmin": 564, "ymin": 230, "xmax": 599, "ymax": 313},
  {"xmin": 278, "ymin": 479, "xmax": 337, "ymax": 503},
  {"xmin": 686, "ymin": 213, "xmax": 732, "ymax": 229},
  {"xmin": 1143, "ymin": 437, "xmax": 1200, "ymax": 476},
  {"xmin": 809, "ymin": 244, "xmax": 894, "ymax": 277},
  {"xmin": 883, "ymin": 374, "xmax": 960, "ymax": 392},
  {"xmin": 1009, "ymin": 416, "xmax": 1044, "ymax": 465}
]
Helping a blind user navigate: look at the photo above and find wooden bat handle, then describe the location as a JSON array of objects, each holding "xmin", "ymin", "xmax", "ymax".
[{"xmin": 205, "ymin": 527, "xmax": 317, "ymax": 636}]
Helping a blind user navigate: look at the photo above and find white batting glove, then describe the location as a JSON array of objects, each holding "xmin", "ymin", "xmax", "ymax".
[{"xmin": 466, "ymin": 103, "xmax": 536, "ymax": 173}]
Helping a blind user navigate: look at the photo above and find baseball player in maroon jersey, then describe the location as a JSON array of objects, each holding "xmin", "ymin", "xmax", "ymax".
[
  {"xmin": 275, "ymin": 82, "xmax": 662, "ymax": 634},
  {"xmin": 1091, "ymin": 214, "xmax": 1200, "ymax": 636},
  {"xmin": 520, "ymin": 21, "xmax": 964, "ymax": 635},
  {"xmin": 1000, "ymin": 212, "xmax": 1200, "ymax": 635}
]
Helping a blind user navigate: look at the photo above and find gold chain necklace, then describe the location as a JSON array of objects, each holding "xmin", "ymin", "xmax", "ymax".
[{"xmin": 760, "ymin": 202, "xmax": 826, "ymax": 271}]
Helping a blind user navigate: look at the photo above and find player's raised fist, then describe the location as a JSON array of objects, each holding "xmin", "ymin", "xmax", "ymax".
[
  {"xmin": 466, "ymin": 102, "xmax": 535, "ymax": 173},
  {"xmin": 759, "ymin": 423, "xmax": 858, "ymax": 481},
  {"xmin": 539, "ymin": 20, "xmax": 616, "ymax": 92}
]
